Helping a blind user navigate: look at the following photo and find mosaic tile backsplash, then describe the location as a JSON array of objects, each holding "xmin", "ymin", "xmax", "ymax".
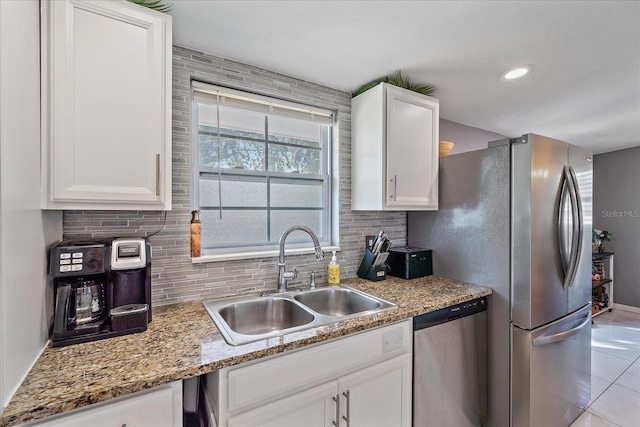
[{"xmin": 63, "ymin": 45, "xmax": 407, "ymax": 305}]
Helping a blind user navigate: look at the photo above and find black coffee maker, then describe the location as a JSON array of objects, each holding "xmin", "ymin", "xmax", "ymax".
[{"xmin": 50, "ymin": 237, "xmax": 152, "ymax": 347}]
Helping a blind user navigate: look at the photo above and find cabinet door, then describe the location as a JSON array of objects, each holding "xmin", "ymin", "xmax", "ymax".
[
  {"xmin": 42, "ymin": 0, "xmax": 172, "ymax": 210},
  {"xmin": 228, "ymin": 381, "xmax": 338, "ymax": 427},
  {"xmin": 386, "ymin": 85, "xmax": 438, "ymax": 210},
  {"xmin": 338, "ymin": 354, "xmax": 412, "ymax": 427},
  {"xmin": 25, "ymin": 381, "xmax": 182, "ymax": 427}
]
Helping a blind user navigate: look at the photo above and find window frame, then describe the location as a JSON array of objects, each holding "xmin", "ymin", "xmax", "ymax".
[{"xmin": 190, "ymin": 81, "xmax": 338, "ymax": 262}]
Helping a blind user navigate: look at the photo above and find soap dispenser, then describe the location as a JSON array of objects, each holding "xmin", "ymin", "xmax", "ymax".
[{"xmin": 328, "ymin": 251, "xmax": 340, "ymax": 285}]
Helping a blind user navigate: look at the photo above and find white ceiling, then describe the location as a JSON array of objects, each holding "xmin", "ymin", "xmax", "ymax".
[{"xmin": 168, "ymin": 0, "xmax": 640, "ymax": 154}]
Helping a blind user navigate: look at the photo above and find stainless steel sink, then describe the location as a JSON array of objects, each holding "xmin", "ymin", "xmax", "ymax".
[
  {"xmin": 219, "ymin": 298, "xmax": 315, "ymax": 335},
  {"xmin": 203, "ymin": 285, "xmax": 396, "ymax": 346},
  {"xmin": 294, "ymin": 287, "xmax": 382, "ymax": 316}
]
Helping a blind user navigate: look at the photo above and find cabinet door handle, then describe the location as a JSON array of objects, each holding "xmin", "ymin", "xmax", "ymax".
[
  {"xmin": 342, "ymin": 390, "xmax": 350, "ymax": 426},
  {"xmin": 394, "ymin": 175, "xmax": 397, "ymax": 201},
  {"xmin": 389, "ymin": 174, "xmax": 397, "ymax": 200},
  {"xmin": 155, "ymin": 154, "xmax": 160, "ymax": 196},
  {"xmin": 332, "ymin": 394, "xmax": 340, "ymax": 427}
]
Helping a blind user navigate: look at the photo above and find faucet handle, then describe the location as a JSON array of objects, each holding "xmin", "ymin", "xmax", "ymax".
[{"xmin": 283, "ymin": 267, "xmax": 298, "ymax": 281}]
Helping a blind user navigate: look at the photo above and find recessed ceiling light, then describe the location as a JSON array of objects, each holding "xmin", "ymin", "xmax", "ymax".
[{"xmin": 499, "ymin": 64, "xmax": 534, "ymax": 81}]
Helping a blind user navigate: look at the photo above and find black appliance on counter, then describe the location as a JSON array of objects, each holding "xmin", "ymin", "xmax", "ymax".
[
  {"xmin": 387, "ymin": 246, "xmax": 433, "ymax": 279},
  {"xmin": 49, "ymin": 237, "xmax": 152, "ymax": 347}
]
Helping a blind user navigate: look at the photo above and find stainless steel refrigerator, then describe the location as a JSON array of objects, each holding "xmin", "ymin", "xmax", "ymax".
[{"xmin": 409, "ymin": 133, "xmax": 592, "ymax": 427}]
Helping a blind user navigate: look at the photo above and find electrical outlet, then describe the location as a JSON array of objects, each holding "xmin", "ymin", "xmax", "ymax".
[{"xmin": 366, "ymin": 235, "xmax": 376, "ymax": 249}]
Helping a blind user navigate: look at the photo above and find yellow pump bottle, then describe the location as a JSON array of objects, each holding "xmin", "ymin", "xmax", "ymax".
[{"xmin": 328, "ymin": 251, "xmax": 340, "ymax": 285}]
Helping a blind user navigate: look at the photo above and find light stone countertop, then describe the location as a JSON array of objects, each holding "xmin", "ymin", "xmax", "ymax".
[{"xmin": 0, "ymin": 275, "xmax": 492, "ymax": 427}]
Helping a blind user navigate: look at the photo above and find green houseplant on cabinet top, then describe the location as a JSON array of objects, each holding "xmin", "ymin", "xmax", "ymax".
[
  {"xmin": 127, "ymin": 0, "xmax": 173, "ymax": 12},
  {"xmin": 352, "ymin": 71, "xmax": 436, "ymax": 98}
]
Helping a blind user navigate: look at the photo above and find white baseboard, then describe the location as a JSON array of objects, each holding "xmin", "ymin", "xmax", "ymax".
[{"xmin": 612, "ymin": 303, "xmax": 640, "ymax": 314}]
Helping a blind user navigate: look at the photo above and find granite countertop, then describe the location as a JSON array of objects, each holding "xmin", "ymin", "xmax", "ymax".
[{"xmin": 0, "ymin": 276, "xmax": 492, "ymax": 427}]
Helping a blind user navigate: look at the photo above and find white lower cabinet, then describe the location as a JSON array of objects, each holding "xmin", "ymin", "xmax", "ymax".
[
  {"xmin": 228, "ymin": 381, "xmax": 338, "ymax": 427},
  {"xmin": 205, "ymin": 321, "xmax": 412, "ymax": 427},
  {"xmin": 227, "ymin": 355, "xmax": 411, "ymax": 427},
  {"xmin": 24, "ymin": 381, "xmax": 182, "ymax": 427},
  {"xmin": 338, "ymin": 355, "xmax": 411, "ymax": 427}
]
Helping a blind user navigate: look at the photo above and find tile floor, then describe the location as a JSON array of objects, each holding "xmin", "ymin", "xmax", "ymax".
[{"xmin": 570, "ymin": 309, "xmax": 640, "ymax": 427}]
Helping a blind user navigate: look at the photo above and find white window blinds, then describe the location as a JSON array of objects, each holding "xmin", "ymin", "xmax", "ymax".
[{"xmin": 192, "ymin": 81, "xmax": 334, "ymax": 125}]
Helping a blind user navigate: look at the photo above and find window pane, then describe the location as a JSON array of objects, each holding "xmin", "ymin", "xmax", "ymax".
[
  {"xmin": 268, "ymin": 144, "xmax": 321, "ymax": 174},
  {"xmin": 271, "ymin": 178, "xmax": 323, "ymax": 208},
  {"xmin": 221, "ymin": 137, "xmax": 265, "ymax": 170},
  {"xmin": 199, "ymin": 134, "xmax": 265, "ymax": 171},
  {"xmin": 201, "ymin": 209, "xmax": 267, "ymax": 247},
  {"xmin": 268, "ymin": 116, "xmax": 321, "ymax": 148},
  {"xmin": 200, "ymin": 175, "xmax": 267, "ymax": 207},
  {"xmin": 198, "ymin": 132, "xmax": 217, "ymax": 167},
  {"xmin": 270, "ymin": 210, "xmax": 324, "ymax": 243},
  {"xmin": 198, "ymin": 103, "xmax": 265, "ymax": 140},
  {"xmin": 193, "ymin": 83, "xmax": 333, "ymax": 253}
]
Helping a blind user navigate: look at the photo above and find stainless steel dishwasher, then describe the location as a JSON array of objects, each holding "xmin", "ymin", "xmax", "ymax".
[{"xmin": 413, "ymin": 296, "xmax": 488, "ymax": 427}]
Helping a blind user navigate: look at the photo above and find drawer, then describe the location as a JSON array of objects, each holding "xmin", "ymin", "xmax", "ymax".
[{"xmin": 214, "ymin": 320, "xmax": 411, "ymax": 413}]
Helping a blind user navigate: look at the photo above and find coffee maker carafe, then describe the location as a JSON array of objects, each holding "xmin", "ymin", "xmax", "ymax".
[{"xmin": 50, "ymin": 237, "xmax": 152, "ymax": 347}]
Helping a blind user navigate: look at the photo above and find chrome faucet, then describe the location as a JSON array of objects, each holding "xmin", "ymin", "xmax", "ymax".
[{"xmin": 278, "ymin": 225, "xmax": 325, "ymax": 292}]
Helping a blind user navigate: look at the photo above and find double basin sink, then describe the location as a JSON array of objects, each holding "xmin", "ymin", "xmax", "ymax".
[{"xmin": 203, "ymin": 285, "xmax": 396, "ymax": 345}]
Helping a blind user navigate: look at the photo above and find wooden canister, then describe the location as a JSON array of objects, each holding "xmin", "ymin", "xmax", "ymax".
[{"xmin": 190, "ymin": 210, "xmax": 201, "ymax": 258}]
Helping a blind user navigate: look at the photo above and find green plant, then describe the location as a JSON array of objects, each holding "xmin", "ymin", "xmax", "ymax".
[
  {"xmin": 127, "ymin": 0, "xmax": 173, "ymax": 13},
  {"xmin": 593, "ymin": 229, "xmax": 613, "ymax": 243},
  {"xmin": 593, "ymin": 229, "xmax": 612, "ymax": 253},
  {"xmin": 352, "ymin": 71, "xmax": 436, "ymax": 98}
]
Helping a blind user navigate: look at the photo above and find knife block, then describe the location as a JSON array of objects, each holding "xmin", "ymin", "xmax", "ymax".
[{"xmin": 357, "ymin": 248, "xmax": 387, "ymax": 281}]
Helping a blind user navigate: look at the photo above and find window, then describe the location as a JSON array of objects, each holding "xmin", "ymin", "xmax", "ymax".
[{"xmin": 191, "ymin": 81, "xmax": 335, "ymax": 258}]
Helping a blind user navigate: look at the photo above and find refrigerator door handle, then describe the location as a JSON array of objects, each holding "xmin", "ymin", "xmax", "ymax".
[
  {"xmin": 559, "ymin": 165, "xmax": 583, "ymax": 289},
  {"xmin": 533, "ymin": 314, "xmax": 591, "ymax": 346},
  {"xmin": 558, "ymin": 168, "xmax": 572, "ymax": 280},
  {"xmin": 567, "ymin": 165, "xmax": 584, "ymax": 288}
]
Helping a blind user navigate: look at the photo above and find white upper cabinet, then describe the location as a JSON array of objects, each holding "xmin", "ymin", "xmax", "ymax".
[
  {"xmin": 351, "ymin": 83, "xmax": 439, "ymax": 211},
  {"xmin": 41, "ymin": 0, "xmax": 172, "ymax": 210}
]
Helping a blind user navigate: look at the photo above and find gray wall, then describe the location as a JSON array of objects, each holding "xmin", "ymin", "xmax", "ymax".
[
  {"xmin": 593, "ymin": 147, "xmax": 640, "ymax": 308},
  {"xmin": 63, "ymin": 45, "xmax": 407, "ymax": 306},
  {"xmin": 440, "ymin": 118, "xmax": 507, "ymax": 154}
]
